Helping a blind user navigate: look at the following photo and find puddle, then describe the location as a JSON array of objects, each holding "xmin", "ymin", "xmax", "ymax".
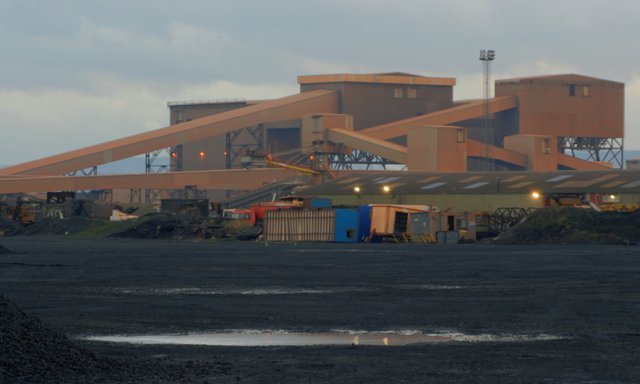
[
  {"xmin": 293, "ymin": 249, "xmax": 396, "ymax": 253},
  {"xmin": 398, "ymin": 284, "xmax": 465, "ymax": 290},
  {"xmin": 107, "ymin": 287, "xmax": 358, "ymax": 296},
  {"xmin": 82, "ymin": 330, "xmax": 562, "ymax": 347},
  {"xmin": 100, "ymin": 284, "xmax": 467, "ymax": 297}
]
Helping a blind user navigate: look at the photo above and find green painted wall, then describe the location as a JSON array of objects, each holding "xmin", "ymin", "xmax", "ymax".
[{"xmin": 319, "ymin": 193, "xmax": 640, "ymax": 213}]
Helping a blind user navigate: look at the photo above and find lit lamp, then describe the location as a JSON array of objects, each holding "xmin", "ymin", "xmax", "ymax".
[
  {"xmin": 353, "ymin": 186, "xmax": 361, "ymax": 200},
  {"xmin": 382, "ymin": 185, "xmax": 395, "ymax": 199}
]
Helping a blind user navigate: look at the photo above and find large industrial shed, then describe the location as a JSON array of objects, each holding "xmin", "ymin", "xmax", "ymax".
[
  {"xmin": 297, "ymin": 169, "xmax": 640, "ymax": 212},
  {"xmin": 293, "ymin": 169, "xmax": 640, "ymax": 240}
]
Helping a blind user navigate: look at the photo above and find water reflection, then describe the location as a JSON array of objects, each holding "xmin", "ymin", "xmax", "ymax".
[
  {"xmin": 83, "ymin": 330, "xmax": 561, "ymax": 347},
  {"xmin": 98, "ymin": 284, "xmax": 466, "ymax": 297}
]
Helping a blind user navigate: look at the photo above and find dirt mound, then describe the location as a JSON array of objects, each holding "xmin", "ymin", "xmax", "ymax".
[
  {"xmin": 496, "ymin": 207, "xmax": 640, "ymax": 245},
  {"xmin": 0, "ymin": 295, "xmax": 101, "ymax": 381}
]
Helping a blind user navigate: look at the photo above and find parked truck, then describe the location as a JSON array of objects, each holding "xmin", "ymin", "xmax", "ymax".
[{"xmin": 223, "ymin": 201, "xmax": 298, "ymax": 226}]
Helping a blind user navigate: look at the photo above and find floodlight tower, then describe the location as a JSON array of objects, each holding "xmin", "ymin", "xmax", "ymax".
[{"xmin": 479, "ymin": 49, "xmax": 495, "ymax": 171}]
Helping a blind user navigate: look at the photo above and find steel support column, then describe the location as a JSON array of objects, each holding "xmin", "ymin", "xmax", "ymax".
[
  {"xmin": 225, "ymin": 124, "xmax": 265, "ymax": 169},
  {"xmin": 145, "ymin": 148, "xmax": 174, "ymax": 204},
  {"xmin": 65, "ymin": 167, "xmax": 97, "ymax": 176}
]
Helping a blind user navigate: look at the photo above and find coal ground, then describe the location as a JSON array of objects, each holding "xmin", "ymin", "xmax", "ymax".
[{"xmin": 1, "ymin": 237, "xmax": 639, "ymax": 383}]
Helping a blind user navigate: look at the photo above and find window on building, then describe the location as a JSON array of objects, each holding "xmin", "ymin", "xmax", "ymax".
[
  {"xmin": 568, "ymin": 84, "xmax": 576, "ymax": 96},
  {"xmin": 543, "ymin": 138, "xmax": 551, "ymax": 154},
  {"xmin": 407, "ymin": 88, "xmax": 417, "ymax": 99},
  {"xmin": 456, "ymin": 129, "xmax": 465, "ymax": 143},
  {"xmin": 394, "ymin": 87, "xmax": 403, "ymax": 99},
  {"xmin": 176, "ymin": 111, "xmax": 184, "ymax": 123},
  {"xmin": 583, "ymin": 85, "xmax": 591, "ymax": 97}
]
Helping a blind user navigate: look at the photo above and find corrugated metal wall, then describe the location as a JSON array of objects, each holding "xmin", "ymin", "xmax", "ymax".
[
  {"xmin": 263, "ymin": 209, "xmax": 335, "ymax": 242},
  {"xmin": 334, "ymin": 208, "xmax": 359, "ymax": 243}
]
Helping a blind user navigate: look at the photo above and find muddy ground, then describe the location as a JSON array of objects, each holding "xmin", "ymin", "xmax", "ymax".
[{"xmin": 1, "ymin": 237, "xmax": 639, "ymax": 383}]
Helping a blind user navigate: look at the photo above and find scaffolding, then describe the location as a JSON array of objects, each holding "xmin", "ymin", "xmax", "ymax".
[{"xmin": 558, "ymin": 137, "xmax": 623, "ymax": 168}]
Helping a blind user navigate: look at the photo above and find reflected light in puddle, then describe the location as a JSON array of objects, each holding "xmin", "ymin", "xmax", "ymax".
[{"xmin": 81, "ymin": 330, "xmax": 562, "ymax": 347}]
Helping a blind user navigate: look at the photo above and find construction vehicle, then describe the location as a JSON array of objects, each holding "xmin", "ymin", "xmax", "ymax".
[
  {"xmin": 13, "ymin": 197, "xmax": 44, "ymax": 225},
  {"xmin": 223, "ymin": 201, "xmax": 299, "ymax": 226},
  {"xmin": 238, "ymin": 148, "xmax": 336, "ymax": 181},
  {"xmin": 222, "ymin": 208, "xmax": 253, "ymax": 221}
]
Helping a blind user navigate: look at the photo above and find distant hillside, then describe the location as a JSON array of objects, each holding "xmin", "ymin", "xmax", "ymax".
[{"xmin": 624, "ymin": 150, "xmax": 640, "ymax": 162}]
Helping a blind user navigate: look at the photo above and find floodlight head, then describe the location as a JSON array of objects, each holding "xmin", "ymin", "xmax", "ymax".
[{"xmin": 479, "ymin": 49, "xmax": 495, "ymax": 61}]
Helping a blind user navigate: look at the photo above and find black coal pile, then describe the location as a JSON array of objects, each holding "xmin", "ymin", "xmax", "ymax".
[
  {"xmin": 109, "ymin": 212, "xmax": 229, "ymax": 240},
  {"xmin": 109, "ymin": 212, "xmax": 186, "ymax": 239},
  {"xmin": 0, "ymin": 295, "xmax": 226, "ymax": 383},
  {"xmin": 0, "ymin": 295, "xmax": 101, "ymax": 382},
  {"xmin": 0, "ymin": 215, "xmax": 23, "ymax": 236},
  {"xmin": 0, "ymin": 244, "xmax": 14, "ymax": 254},
  {"xmin": 21, "ymin": 216, "xmax": 95, "ymax": 236},
  {"xmin": 496, "ymin": 207, "xmax": 640, "ymax": 245}
]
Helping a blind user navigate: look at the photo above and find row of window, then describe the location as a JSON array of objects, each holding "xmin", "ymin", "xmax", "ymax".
[
  {"xmin": 393, "ymin": 87, "xmax": 418, "ymax": 99},
  {"xmin": 569, "ymin": 84, "xmax": 590, "ymax": 97}
]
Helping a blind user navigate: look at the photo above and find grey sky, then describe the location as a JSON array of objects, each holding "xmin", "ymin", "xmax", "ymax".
[{"xmin": 1, "ymin": 0, "xmax": 639, "ymax": 165}]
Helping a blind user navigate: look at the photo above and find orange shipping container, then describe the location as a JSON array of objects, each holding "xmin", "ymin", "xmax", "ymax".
[{"xmin": 368, "ymin": 204, "xmax": 431, "ymax": 237}]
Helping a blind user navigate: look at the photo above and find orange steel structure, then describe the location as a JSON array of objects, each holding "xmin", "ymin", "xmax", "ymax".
[
  {"xmin": 0, "ymin": 90, "xmax": 338, "ymax": 177},
  {"xmin": 0, "ymin": 72, "xmax": 625, "ymax": 196},
  {"xmin": 360, "ymin": 96, "xmax": 517, "ymax": 140}
]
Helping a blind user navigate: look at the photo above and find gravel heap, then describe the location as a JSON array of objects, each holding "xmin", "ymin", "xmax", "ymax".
[{"xmin": 0, "ymin": 295, "xmax": 100, "ymax": 382}]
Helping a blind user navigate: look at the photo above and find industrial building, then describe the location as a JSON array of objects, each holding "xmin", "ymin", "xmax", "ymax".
[
  {"xmin": 165, "ymin": 72, "xmax": 623, "ymax": 176},
  {"xmin": 0, "ymin": 71, "xmax": 634, "ymax": 217}
]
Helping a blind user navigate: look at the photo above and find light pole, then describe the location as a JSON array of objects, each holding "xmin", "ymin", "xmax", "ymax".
[{"xmin": 479, "ymin": 49, "xmax": 495, "ymax": 171}]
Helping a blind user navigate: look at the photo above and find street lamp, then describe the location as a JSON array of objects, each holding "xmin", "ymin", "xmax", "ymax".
[{"xmin": 479, "ymin": 49, "xmax": 496, "ymax": 171}]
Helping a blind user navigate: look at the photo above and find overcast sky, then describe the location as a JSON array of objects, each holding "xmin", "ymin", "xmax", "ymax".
[{"xmin": 1, "ymin": 0, "xmax": 639, "ymax": 166}]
